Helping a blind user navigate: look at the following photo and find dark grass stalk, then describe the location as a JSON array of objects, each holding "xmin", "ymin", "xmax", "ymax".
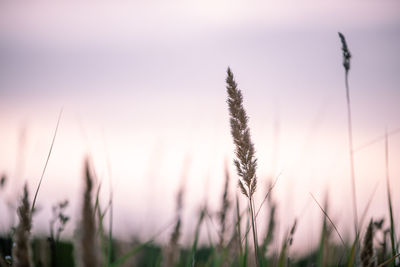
[
  {"xmin": 12, "ymin": 184, "xmax": 32, "ymax": 267},
  {"xmin": 338, "ymin": 32, "xmax": 358, "ymax": 236},
  {"xmin": 80, "ymin": 159, "xmax": 100, "ymax": 267},
  {"xmin": 226, "ymin": 67, "xmax": 260, "ymax": 267},
  {"xmin": 317, "ymin": 197, "xmax": 329, "ymax": 267},
  {"xmin": 31, "ymin": 109, "xmax": 62, "ymax": 213},
  {"xmin": 385, "ymin": 130, "xmax": 397, "ymax": 265}
]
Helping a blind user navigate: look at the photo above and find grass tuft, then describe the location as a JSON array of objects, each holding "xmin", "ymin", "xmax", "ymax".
[{"xmin": 12, "ymin": 184, "xmax": 33, "ymax": 267}]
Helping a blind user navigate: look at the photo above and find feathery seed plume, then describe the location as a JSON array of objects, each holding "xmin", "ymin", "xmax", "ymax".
[{"xmin": 226, "ymin": 67, "xmax": 258, "ymax": 198}]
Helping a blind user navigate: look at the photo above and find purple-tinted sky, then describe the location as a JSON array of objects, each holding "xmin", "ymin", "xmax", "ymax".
[{"xmin": 0, "ymin": 1, "xmax": 399, "ymax": 253}]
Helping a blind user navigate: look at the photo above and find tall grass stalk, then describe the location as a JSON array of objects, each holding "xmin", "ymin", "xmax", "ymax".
[
  {"xmin": 338, "ymin": 32, "xmax": 358, "ymax": 235},
  {"xmin": 226, "ymin": 67, "xmax": 260, "ymax": 267},
  {"xmin": 385, "ymin": 130, "xmax": 397, "ymax": 264}
]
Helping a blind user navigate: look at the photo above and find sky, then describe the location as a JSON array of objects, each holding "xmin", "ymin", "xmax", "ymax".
[{"xmin": 0, "ymin": 0, "xmax": 399, "ymax": 253}]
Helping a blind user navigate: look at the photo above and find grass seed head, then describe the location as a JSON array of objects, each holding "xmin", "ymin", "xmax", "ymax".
[
  {"xmin": 338, "ymin": 32, "xmax": 351, "ymax": 73},
  {"xmin": 226, "ymin": 67, "xmax": 258, "ymax": 198}
]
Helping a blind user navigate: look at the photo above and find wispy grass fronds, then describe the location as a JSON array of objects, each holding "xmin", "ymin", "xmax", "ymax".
[
  {"xmin": 79, "ymin": 159, "xmax": 100, "ymax": 267},
  {"xmin": 226, "ymin": 67, "xmax": 260, "ymax": 266},
  {"xmin": 361, "ymin": 220, "xmax": 376, "ymax": 267},
  {"xmin": 12, "ymin": 184, "xmax": 32, "ymax": 267},
  {"xmin": 49, "ymin": 199, "xmax": 69, "ymax": 267},
  {"xmin": 338, "ymin": 32, "xmax": 358, "ymax": 236},
  {"xmin": 49, "ymin": 200, "xmax": 69, "ymax": 243},
  {"xmin": 219, "ymin": 162, "xmax": 231, "ymax": 247}
]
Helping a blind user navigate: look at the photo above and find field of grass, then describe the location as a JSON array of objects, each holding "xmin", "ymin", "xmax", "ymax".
[{"xmin": 0, "ymin": 33, "xmax": 399, "ymax": 267}]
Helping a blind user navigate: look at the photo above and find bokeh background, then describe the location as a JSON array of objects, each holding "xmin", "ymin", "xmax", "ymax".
[{"xmin": 1, "ymin": 0, "xmax": 399, "ymax": 255}]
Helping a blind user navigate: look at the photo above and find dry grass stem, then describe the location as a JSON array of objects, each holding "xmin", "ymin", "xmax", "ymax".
[{"xmin": 338, "ymin": 32, "xmax": 358, "ymax": 235}]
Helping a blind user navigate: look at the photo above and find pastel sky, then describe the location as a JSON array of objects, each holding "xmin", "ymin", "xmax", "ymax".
[{"xmin": 0, "ymin": 1, "xmax": 399, "ymax": 253}]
